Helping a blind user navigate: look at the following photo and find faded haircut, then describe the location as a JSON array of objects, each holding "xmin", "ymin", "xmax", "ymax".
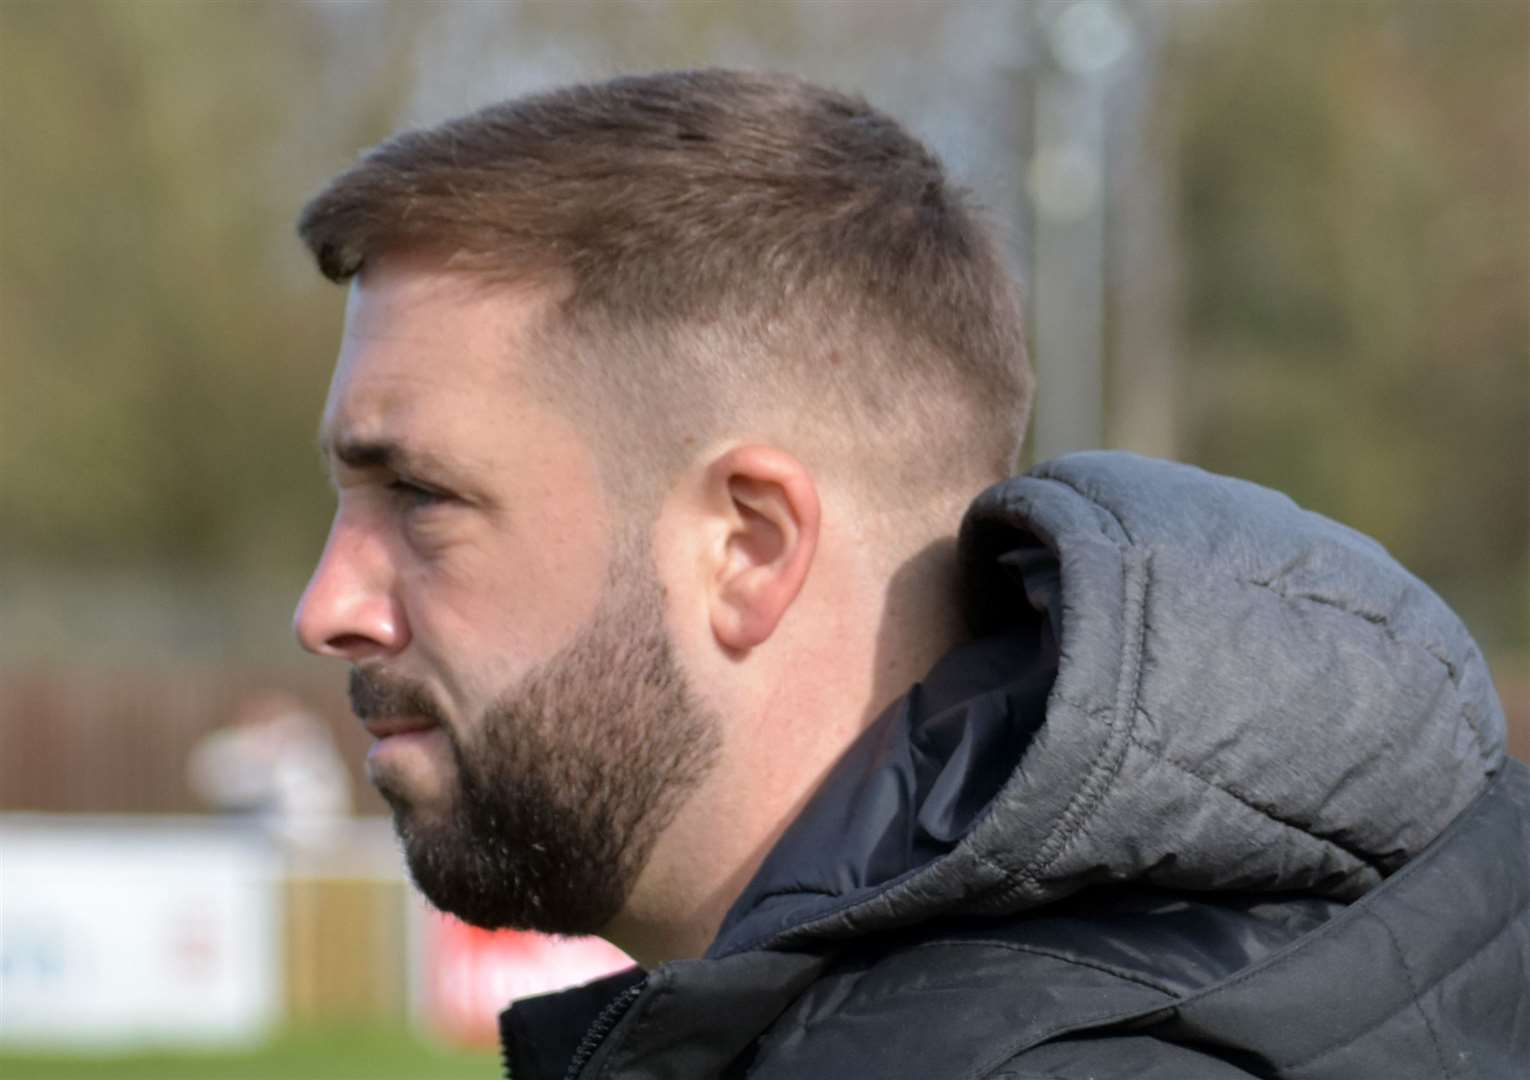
[{"xmin": 297, "ymin": 69, "xmax": 1032, "ymax": 514}]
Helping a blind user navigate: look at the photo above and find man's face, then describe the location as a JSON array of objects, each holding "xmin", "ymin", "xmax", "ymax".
[{"xmin": 294, "ymin": 256, "xmax": 719, "ymax": 933}]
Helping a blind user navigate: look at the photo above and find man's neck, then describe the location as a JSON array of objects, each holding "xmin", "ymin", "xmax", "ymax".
[
  {"xmin": 606, "ymin": 534, "xmax": 969, "ymax": 968},
  {"xmin": 860, "ymin": 536, "xmax": 968, "ymax": 724}
]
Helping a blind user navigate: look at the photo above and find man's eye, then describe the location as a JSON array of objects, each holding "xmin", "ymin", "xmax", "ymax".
[{"xmin": 387, "ymin": 479, "xmax": 446, "ymax": 509}]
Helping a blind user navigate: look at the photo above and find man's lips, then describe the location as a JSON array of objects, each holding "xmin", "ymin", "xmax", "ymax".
[{"xmin": 362, "ymin": 716, "xmax": 440, "ymax": 738}]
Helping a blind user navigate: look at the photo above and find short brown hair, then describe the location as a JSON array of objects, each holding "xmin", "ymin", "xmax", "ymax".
[{"xmin": 298, "ymin": 69, "xmax": 1031, "ymax": 513}]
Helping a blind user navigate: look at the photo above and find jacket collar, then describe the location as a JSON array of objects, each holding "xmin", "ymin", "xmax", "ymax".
[{"xmin": 500, "ymin": 950, "xmax": 827, "ymax": 1080}]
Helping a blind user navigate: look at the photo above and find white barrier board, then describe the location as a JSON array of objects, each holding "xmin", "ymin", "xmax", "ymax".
[{"xmin": 0, "ymin": 815, "xmax": 281, "ymax": 1047}]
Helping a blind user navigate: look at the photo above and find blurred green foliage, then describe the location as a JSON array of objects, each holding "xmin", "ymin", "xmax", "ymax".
[
  {"xmin": 0, "ymin": 1, "xmax": 413, "ymax": 580},
  {"xmin": 1, "ymin": 0, "xmax": 1524, "ymax": 652},
  {"xmin": 1173, "ymin": 0, "xmax": 1528, "ymax": 648}
]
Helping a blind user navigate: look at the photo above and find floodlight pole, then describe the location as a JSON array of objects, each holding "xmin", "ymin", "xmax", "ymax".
[{"xmin": 1027, "ymin": 1, "xmax": 1133, "ymax": 462}]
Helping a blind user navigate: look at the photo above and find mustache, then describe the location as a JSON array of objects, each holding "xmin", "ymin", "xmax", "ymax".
[{"xmin": 349, "ymin": 668, "xmax": 448, "ymax": 725}]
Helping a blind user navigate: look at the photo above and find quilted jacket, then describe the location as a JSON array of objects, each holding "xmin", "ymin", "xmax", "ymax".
[{"xmin": 500, "ymin": 452, "xmax": 1530, "ymax": 1079}]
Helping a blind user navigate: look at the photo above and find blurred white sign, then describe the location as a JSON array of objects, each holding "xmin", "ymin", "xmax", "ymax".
[{"xmin": 0, "ymin": 815, "xmax": 281, "ymax": 1047}]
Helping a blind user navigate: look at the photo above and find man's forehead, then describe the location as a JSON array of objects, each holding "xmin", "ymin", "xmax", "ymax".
[
  {"xmin": 334, "ymin": 259, "xmax": 556, "ymax": 396},
  {"xmin": 342, "ymin": 251, "xmax": 555, "ymax": 337},
  {"xmin": 316, "ymin": 262, "xmax": 580, "ymax": 483},
  {"xmin": 326, "ymin": 263, "xmax": 538, "ymax": 401},
  {"xmin": 316, "ymin": 358, "xmax": 502, "ymax": 461},
  {"xmin": 318, "ymin": 345, "xmax": 440, "ymax": 453}
]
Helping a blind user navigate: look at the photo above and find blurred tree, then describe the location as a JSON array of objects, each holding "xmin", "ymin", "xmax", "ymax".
[
  {"xmin": 0, "ymin": 0, "xmax": 966, "ymax": 587},
  {"xmin": 1170, "ymin": 0, "xmax": 1529, "ymax": 650},
  {"xmin": 1, "ymin": 0, "xmax": 1522, "ymax": 660},
  {"xmin": 0, "ymin": 0, "xmax": 419, "ymax": 581}
]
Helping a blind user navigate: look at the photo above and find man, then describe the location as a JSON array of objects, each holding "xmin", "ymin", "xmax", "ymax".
[{"xmin": 294, "ymin": 70, "xmax": 1528, "ymax": 1078}]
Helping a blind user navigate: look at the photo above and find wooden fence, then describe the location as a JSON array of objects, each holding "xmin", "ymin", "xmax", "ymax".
[
  {"xmin": 2, "ymin": 661, "xmax": 1525, "ymax": 817},
  {"xmin": 0, "ymin": 664, "xmax": 389, "ymax": 816}
]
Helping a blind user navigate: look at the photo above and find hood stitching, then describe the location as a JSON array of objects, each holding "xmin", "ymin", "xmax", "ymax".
[
  {"xmin": 966, "ymin": 547, "xmax": 1151, "ymax": 906},
  {"xmin": 953, "ymin": 704, "xmax": 1116, "ymax": 885},
  {"xmin": 1244, "ymin": 577, "xmax": 1461, "ymax": 686},
  {"xmin": 1024, "ymin": 548, "xmax": 1152, "ymax": 887},
  {"xmin": 1124, "ymin": 728, "xmax": 1387, "ymax": 878},
  {"xmin": 1240, "ymin": 577, "xmax": 1495, "ymax": 773}
]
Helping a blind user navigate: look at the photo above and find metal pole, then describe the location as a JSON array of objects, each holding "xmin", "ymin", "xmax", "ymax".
[{"xmin": 1027, "ymin": 0, "xmax": 1133, "ymax": 461}]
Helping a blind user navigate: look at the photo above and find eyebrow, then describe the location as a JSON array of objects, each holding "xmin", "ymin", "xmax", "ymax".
[{"xmin": 320, "ymin": 435, "xmax": 455, "ymax": 480}]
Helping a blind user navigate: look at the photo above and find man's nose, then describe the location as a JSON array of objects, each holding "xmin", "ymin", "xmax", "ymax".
[{"xmin": 293, "ymin": 518, "xmax": 409, "ymax": 661}]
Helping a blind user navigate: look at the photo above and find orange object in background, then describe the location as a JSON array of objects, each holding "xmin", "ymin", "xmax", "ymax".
[{"xmin": 417, "ymin": 913, "xmax": 633, "ymax": 1048}]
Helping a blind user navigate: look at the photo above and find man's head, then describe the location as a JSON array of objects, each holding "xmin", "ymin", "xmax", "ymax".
[
  {"xmin": 293, "ymin": 70, "xmax": 1032, "ymax": 955},
  {"xmin": 297, "ymin": 68, "xmax": 1031, "ymax": 513}
]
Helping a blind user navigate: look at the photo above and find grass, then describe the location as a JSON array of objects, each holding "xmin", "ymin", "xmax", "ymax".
[{"xmin": 0, "ymin": 1024, "xmax": 500, "ymax": 1080}]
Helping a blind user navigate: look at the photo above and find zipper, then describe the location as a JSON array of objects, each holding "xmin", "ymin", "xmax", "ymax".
[{"xmin": 561, "ymin": 978, "xmax": 648, "ymax": 1080}]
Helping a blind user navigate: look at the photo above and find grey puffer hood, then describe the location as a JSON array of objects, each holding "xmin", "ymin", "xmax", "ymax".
[{"xmin": 715, "ymin": 451, "xmax": 1506, "ymax": 952}]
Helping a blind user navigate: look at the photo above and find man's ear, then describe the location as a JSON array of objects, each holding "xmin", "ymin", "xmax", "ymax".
[{"xmin": 703, "ymin": 445, "xmax": 820, "ymax": 653}]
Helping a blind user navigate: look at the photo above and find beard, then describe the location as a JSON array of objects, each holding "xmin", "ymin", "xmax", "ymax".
[{"xmin": 349, "ymin": 544, "xmax": 722, "ymax": 936}]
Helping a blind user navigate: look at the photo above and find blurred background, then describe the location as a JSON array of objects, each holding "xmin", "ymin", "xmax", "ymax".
[{"xmin": 2, "ymin": 0, "xmax": 1526, "ymax": 1074}]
